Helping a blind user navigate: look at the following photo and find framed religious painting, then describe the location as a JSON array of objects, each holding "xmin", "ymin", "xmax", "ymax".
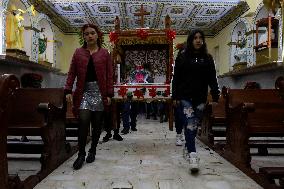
[
  {"xmin": 110, "ymin": 15, "xmax": 175, "ymax": 100},
  {"xmin": 109, "ymin": 12, "xmax": 176, "ymax": 131}
]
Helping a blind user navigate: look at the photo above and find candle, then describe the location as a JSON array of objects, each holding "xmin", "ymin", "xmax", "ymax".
[{"xmin": 117, "ymin": 64, "xmax": 120, "ymax": 84}]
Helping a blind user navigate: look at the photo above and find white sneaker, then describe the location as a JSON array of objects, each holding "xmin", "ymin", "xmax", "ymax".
[
  {"xmin": 176, "ymin": 134, "xmax": 183, "ymax": 146},
  {"xmin": 189, "ymin": 152, "xmax": 199, "ymax": 172},
  {"xmin": 180, "ymin": 134, "xmax": 185, "ymax": 141},
  {"xmin": 183, "ymin": 146, "xmax": 190, "ymax": 161}
]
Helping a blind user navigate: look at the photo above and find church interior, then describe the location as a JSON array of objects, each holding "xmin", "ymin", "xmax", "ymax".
[{"xmin": 1, "ymin": 0, "xmax": 284, "ymax": 188}]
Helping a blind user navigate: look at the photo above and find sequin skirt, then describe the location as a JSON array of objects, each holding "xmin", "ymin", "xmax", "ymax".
[{"xmin": 79, "ymin": 81, "xmax": 104, "ymax": 111}]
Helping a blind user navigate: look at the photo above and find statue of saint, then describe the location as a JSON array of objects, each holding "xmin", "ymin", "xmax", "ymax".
[
  {"xmin": 39, "ymin": 28, "xmax": 48, "ymax": 61},
  {"xmin": 128, "ymin": 64, "xmax": 152, "ymax": 83},
  {"xmin": 6, "ymin": 5, "xmax": 25, "ymax": 50},
  {"xmin": 234, "ymin": 31, "xmax": 247, "ymax": 63}
]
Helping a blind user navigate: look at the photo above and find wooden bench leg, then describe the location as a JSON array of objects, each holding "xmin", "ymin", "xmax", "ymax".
[
  {"xmin": 8, "ymin": 174, "xmax": 23, "ymax": 189},
  {"xmin": 39, "ymin": 121, "xmax": 69, "ymax": 179}
]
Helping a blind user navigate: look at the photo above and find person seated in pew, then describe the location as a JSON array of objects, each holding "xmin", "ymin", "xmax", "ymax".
[
  {"xmin": 65, "ymin": 23, "xmax": 113, "ymax": 170},
  {"xmin": 172, "ymin": 29, "xmax": 220, "ymax": 173}
]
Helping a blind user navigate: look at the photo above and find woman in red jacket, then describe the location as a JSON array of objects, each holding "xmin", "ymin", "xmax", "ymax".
[{"xmin": 64, "ymin": 24, "xmax": 113, "ymax": 170}]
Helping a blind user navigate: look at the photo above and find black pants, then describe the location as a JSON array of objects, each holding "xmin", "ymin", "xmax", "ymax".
[
  {"xmin": 146, "ymin": 102, "xmax": 157, "ymax": 118},
  {"xmin": 78, "ymin": 110, "xmax": 104, "ymax": 156},
  {"xmin": 104, "ymin": 110, "xmax": 120, "ymax": 135}
]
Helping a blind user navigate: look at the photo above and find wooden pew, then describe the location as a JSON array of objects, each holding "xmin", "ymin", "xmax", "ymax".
[
  {"xmin": 222, "ymin": 89, "xmax": 284, "ymax": 170},
  {"xmin": 199, "ymin": 87, "xmax": 227, "ymax": 148},
  {"xmin": 259, "ymin": 167, "xmax": 284, "ymax": 188},
  {"xmin": 0, "ymin": 74, "xmax": 20, "ymax": 189},
  {"xmin": 4, "ymin": 87, "xmax": 73, "ymax": 188},
  {"xmin": 199, "ymin": 95, "xmax": 226, "ymax": 147},
  {"xmin": 65, "ymin": 97, "xmax": 79, "ymax": 139}
]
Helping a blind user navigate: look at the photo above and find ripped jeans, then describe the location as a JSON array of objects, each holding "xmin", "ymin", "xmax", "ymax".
[{"xmin": 178, "ymin": 100, "xmax": 205, "ymax": 153}]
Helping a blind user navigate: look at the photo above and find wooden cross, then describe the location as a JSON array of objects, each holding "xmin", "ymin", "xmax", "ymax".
[{"xmin": 134, "ymin": 4, "xmax": 150, "ymax": 28}]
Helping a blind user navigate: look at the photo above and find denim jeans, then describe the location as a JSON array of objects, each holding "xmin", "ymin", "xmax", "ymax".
[
  {"xmin": 121, "ymin": 101, "xmax": 137, "ymax": 129},
  {"xmin": 175, "ymin": 105, "xmax": 184, "ymax": 135},
  {"xmin": 179, "ymin": 100, "xmax": 205, "ymax": 153}
]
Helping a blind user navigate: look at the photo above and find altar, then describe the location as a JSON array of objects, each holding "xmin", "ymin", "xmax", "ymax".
[{"xmin": 110, "ymin": 6, "xmax": 175, "ymax": 130}]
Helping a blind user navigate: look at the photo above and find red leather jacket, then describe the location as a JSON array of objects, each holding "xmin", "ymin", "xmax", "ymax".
[{"xmin": 64, "ymin": 47, "xmax": 113, "ymax": 116}]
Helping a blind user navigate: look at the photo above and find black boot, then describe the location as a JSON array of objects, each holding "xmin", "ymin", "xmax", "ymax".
[
  {"xmin": 131, "ymin": 127, "xmax": 137, "ymax": 131},
  {"xmin": 121, "ymin": 128, "xmax": 129, "ymax": 134},
  {"xmin": 102, "ymin": 132, "xmax": 112, "ymax": 142},
  {"xmin": 73, "ymin": 155, "xmax": 85, "ymax": 170},
  {"xmin": 113, "ymin": 133, "xmax": 123, "ymax": 141},
  {"xmin": 86, "ymin": 152, "xmax": 96, "ymax": 163}
]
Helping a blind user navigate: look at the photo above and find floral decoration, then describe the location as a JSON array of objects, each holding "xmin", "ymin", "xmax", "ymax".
[
  {"xmin": 109, "ymin": 31, "xmax": 119, "ymax": 44},
  {"xmin": 136, "ymin": 29, "xmax": 149, "ymax": 40},
  {"xmin": 166, "ymin": 29, "xmax": 176, "ymax": 41},
  {"xmin": 133, "ymin": 88, "xmax": 144, "ymax": 99},
  {"xmin": 118, "ymin": 86, "xmax": 128, "ymax": 98},
  {"xmin": 149, "ymin": 87, "xmax": 157, "ymax": 98}
]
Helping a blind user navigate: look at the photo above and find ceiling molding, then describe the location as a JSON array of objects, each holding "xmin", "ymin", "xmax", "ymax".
[{"xmin": 27, "ymin": 0, "xmax": 249, "ymax": 36}]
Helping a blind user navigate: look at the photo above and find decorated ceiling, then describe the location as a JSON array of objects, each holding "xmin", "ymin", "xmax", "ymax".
[{"xmin": 29, "ymin": 0, "xmax": 249, "ymax": 36}]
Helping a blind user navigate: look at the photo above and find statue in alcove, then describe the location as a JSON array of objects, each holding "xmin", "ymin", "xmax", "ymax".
[
  {"xmin": 234, "ymin": 31, "xmax": 247, "ymax": 63},
  {"xmin": 6, "ymin": 5, "xmax": 25, "ymax": 50},
  {"xmin": 39, "ymin": 28, "xmax": 48, "ymax": 61}
]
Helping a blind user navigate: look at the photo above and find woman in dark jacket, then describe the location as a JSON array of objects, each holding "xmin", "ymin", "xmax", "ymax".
[
  {"xmin": 172, "ymin": 29, "xmax": 220, "ymax": 172},
  {"xmin": 65, "ymin": 24, "xmax": 113, "ymax": 170}
]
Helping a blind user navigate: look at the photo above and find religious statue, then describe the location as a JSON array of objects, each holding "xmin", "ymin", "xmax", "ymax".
[
  {"xmin": 39, "ymin": 28, "xmax": 48, "ymax": 61},
  {"xmin": 5, "ymin": 5, "xmax": 25, "ymax": 50},
  {"xmin": 234, "ymin": 31, "xmax": 247, "ymax": 63},
  {"xmin": 127, "ymin": 64, "xmax": 152, "ymax": 83}
]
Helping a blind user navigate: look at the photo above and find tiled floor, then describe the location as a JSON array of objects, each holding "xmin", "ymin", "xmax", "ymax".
[{"xmin": 30, "ymin": 115, "xmax": 262, "ymax": 189}]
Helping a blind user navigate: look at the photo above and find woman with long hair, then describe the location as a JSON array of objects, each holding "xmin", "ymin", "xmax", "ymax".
[
  {"xmin": 64, "ymin": 24, "xmax": 113, "ymax": 170},
  {"xmin": 172, "ymin": 29, "xmax": 220, "ymax": 173}
]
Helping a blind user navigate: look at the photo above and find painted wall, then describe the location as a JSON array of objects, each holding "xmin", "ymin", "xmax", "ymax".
[
  {"xmin": 0, "ymin": 0, "xmax": 271, "ymax": 76},
  {"xmin": 206, "ymin": 0, "xmax": 263, "ymax": 75},
  {"xmin": 54, "ymin": 30, "xmax": 79, "ymax": 73}
]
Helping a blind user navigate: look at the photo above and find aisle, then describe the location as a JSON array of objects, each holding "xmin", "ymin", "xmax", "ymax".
[{"xmin": 34, "ymin": 115, "xmax": 262, "ymax": 189}]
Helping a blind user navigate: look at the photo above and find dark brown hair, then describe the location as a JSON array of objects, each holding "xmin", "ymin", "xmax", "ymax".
[
  {"xmin": 81, "ymin": 23, "xmax": 103, "ymax": 48},
  {"xmin": 185, "ymin": 29, "xmax": 208, "ymax": 57}
]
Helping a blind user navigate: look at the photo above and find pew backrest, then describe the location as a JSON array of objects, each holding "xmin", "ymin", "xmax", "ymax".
[
  {"xmin": 7, "ymin": 88, "xmax": 65, "ymax": 132},
  {"xmin": 227, "ymin": 89, "xmax": 284, "ymax": 136}
]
